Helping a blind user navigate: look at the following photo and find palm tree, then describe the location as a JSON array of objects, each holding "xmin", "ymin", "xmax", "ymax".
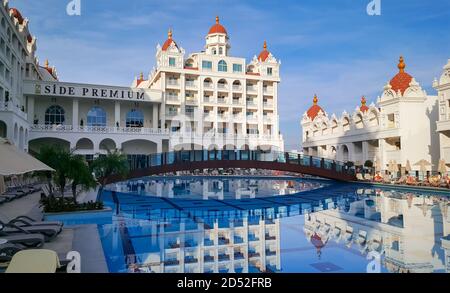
[
  {"xmin": 68, "ymin": 155, "xmax": 96, "ymax": 201},
  {"xmin": 91, "ymin": 150, "xmax": 129, "ymax": 188}
]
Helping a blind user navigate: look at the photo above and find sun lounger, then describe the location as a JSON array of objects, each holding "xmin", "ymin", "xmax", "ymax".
[
  {"xmin": 364, "ymin": 174, "xmax": 373, "ymax": 181},
  {"xmin": 0, "ymin": 221, "xmax": 61, "ymax": 241},
  {"xmin": 356, "ymin": 173, "xmax": 365, "ymax": 181},
  {"xmin": 406, "ymin": 176, "xmax": 419, "ymax": 186},
  {"xmin": 5, "ymin": 249, "xmax": 61, "ymax": 273},
  {"xmin": 0, "ymin": 229, "xmax": 45, "ymax": 248},
  {"xmin": 7, "ymin": 215, "xmax": 63, "ymax": 228}
]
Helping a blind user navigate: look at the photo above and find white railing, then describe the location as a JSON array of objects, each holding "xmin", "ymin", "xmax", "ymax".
[
  {"xmin": 246, "ymin": 86, "xmax": 257, "ymax": 92},
  {"xmin": 204, "ymin": 97, "xmax": 214, "ymax": 103},
  {"xmin": 246, "ymin": 101, "xmax": 257, "ymax": 106},
  {"xmin": 246, "ymin": 115, "xmax": 258, "ymax": 121},
  {"xmin": 233, "ymin": 114, "xmax": 243, "ymax": 120},
  {"xmin": 217, "ymin": 84, "xmax": 228, "ymax": 90},
  {"xmin": 263, "ymin": 88, "xmax": 273, "ymax": 95},
  {"xmin": 185, "ymin": 97, "xmax": 198, "ymax": 104},
  {"xmin": 0, "ymin": 103, "xmax": 27, "ymax": 120},
  {"xmin": 166, "ymin": 111, "xmax": 179, "ymax": 117},
  {"xmin": 166, "ymin": 80, "xmax": 179, "ymax": 86},
  {"xmin": 166, "ymin": 95, "xmax": 179, "ymax": 102},
  {"xmin": 203, "ymin": 83, "xmax": 213, "ymax": 89},
  {"xmin": 263, "ymin": 102, "xmax": 273, "ymax": 108},
  {"xmin": 217, "ymin": 98, "xmax": 227, "ymax": 104},
  {"xmin": 233, "ymin": 99, "xmax": 242, "ymax": 105},
  {"xmin": 30, "ymin": 124, "xmax": 170, "ymax": 135},
  {"xmin": 217, "ymin": 113, "xmax": 229, "ymax": 120},
  {"xmin": 232, "ymin": 85, "xmax": 242, "ymax": 91},
  {"xmin": 185, "ymin": 81, "xmax": 197, "ymax": 88},
  {"xmin": 263, "ymin": 116, "xmax": 273, "ymax": 123}
]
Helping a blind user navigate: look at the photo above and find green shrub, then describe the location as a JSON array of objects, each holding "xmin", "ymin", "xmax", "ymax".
[{"xmin": 40, "ymin": 196, "xmax": 104, "ymax": 213}]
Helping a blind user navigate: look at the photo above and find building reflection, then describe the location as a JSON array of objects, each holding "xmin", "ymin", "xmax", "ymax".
[
  {"xmin": 110, "ymin": 177, "xmax": 321, "ymax": 200},
  {"xmin": 304, "ymin": 189, "xmax": 450, "ymax": 273},
  {"xmin": 102, "ymin": 213, "xmax": 281, "ymax": 273}
]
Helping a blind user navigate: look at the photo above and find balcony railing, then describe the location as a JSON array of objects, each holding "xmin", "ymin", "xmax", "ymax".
[
  {"xmin": 263, "ymin": 116, "xmax": 273, "ymax": 123},
  {"xmin": 246, "ymin": 86, "xmax": 257, "ymax": 92},
  {"xmin": 185, "ymin": 81, "xmax": 197, "ymax": 88},
  {"xmin": 166, "ymin": 111, "xmax": 179, "ymax": 117},
  {"xmin": 217, "ymin": 84, "xmax": 228, "ymax": 90},
  {"xmin": 166, "ymin": 80, "xmax": 179, "ymax": 86},
  {"xmin": 203, "ymin": 96, "xmax": 214, "ymax": 103},
  {"xmin": 232, "ymin": 85, "xmax": 242, "ymax": 91},
  {"xmin": 185, "ymin": 97, "xmax": 198, "ymax": 104},
  {"xmin": 0, "ymin": 103, "xmax": 27, "ymax": 120},
  {"xmin": 166, "ymin": 95, "xmax": 179, "ymax": 102},
  {"xmin": 263, "ymin": 102, "xmax": 273, "ymax": 108},
  {"xmin": 203, "ymin": 83, "xmax": 213, "ymax": 89},
  {"xmin": 246, "ymin": 101, "xmax": 257, "ymax": 107},
  {"xmin": 30, "ymin": 124, "xmax": 169, "ymax": 135},
  {"xmin": 217, "ymin": 113, "xmax": 229, "ymax": 120},
  {"xmin": 217, "ymin": 98, "xmax": 227, "ymax": 104},
  {"xmin": 263, "ymin": 88, "xmax": 273, "ymax": 95},
  {"xmin": 246, "ymin": 115, "xmax": 258, "ymax": 121}
]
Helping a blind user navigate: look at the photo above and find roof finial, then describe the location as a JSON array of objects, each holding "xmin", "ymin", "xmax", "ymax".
[
  {"xmin": 168, "ymin": 28, "xmax": 172, "ymax": 39},
  {"xmin": 216, "ymin": 16, "xmax": 219, "ymax": 24},
  {"xmin": 398, "ymin": 56, "xmax": 406, "ymax": 73},
  {"xmin": 361, "ymin": 96, "xmax": 366, "ymax": 105},
  {"xmin": 44, "ymin": 59, "xmax": 49, "ymax": 68},
  {"xmin": 313, "ymin": 94, "xmax": 318, "ymax": 105},
  {"xmin": 139, "ymin": 72, "xmax": 144, "ymax": 80},
  {"xmin": 263, "ymin": 40, "xmax": 267, "ymax": 50}
]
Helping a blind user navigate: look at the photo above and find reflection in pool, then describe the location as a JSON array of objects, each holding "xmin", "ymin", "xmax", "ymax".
[{"xmin": 54, "ymin": 176, "xmax": 450, "ymax": 273}]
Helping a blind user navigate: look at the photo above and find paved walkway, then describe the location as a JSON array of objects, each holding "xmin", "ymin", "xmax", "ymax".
[{"xmin": 0, "ymin": 191, "xmax": 108, "ymax": 272}]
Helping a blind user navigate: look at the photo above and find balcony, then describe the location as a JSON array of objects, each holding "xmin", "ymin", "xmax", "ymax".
[
  {"xmin": 185, "ymin": 81, "xmax": 197, "ymax": 89},
  {"xmin": 203, "ymin": 82, "xmax": 214, "ymax": 90},
  {"xmin": 263, "ymin": 102, "xmax": 273, "ymax": 108},
  {"xmin": 30, "ymin": 124, "xmax": 169, "ymax": 135},
  {"xmin": 166, "ymin": 80, "xmax": 179, "ymax": 87},
  {"xmin": 263, "ymin": 88, "xmax": 273, "ymax": 95},
  {"xmin": 203, "ymin": 113, "xmax": 214, "ymax": 121},
  {"xmin": 246, "ymin": 86, "xmax": 257, "ymax": 92},
  {"xmin": 0, "ymin": 103, "xmax": 27, "ymax": 120},
  {"xmin": 217, "ymin": 97, "xmax": 228, "ymax": 104},
  {"xmin": 217, "ymin": 113, "xmax": 229, "ymax": 120},
  {"xmin": 233, "ymin": 99, "xmax": 243, "ymax": 105},
  {"xmin": 166, "ymin": 95, "xmax": 179, "ymax": 102},
  {"xmin": 263, "ymin": 116, "xmax": 273, "ymax": 124},
  {"xmin": 185, "ymin": 97, "xmax": 198, "ymax": 105},
  {"xmin": 217, "ymin": 84, "xmax": 228, "ymax": 91},
  {"xmin": 232, "ymin": 85, "xmax": 242, "ymax": 91},
  {"xmin": 203, "ymin": 96, "xmax": 214, "ymax": 103},
  {"xmin": 232, "ymin": 114, "xmax": 243, "ymax": 121},
  {"xmin": 246, "ymin": 115, "xmax": 258, "ymax": 122},
  {"xmin": 246, "ymin": 101, "xmax": 257, "ymax": 107},
  {"xmin": 166, "ymin": 111, "xmax": 179, "ymax": 118}
]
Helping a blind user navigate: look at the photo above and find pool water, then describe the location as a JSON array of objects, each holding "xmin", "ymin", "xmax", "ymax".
[{"xmin": 51, "ymin": 176, "xmax": 450, "ymax": 273}]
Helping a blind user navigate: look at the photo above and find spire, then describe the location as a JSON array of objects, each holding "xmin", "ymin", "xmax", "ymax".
[
  {"xmin": 313, "ymin": 94, "xmax": 318, "ymax": 105},
  {"xmin": 361, "ymin": 96, "xmax": 366, "ymax": 105},
  {"xmin": 139, "ymin": 72, "xmax": 144, "ymax": 80},
  {"xmin": 44, "ymin": 59, "xmax": 49, "ymax": 68},
  {"xmin": 168, "ymin": 28, "xmax": 172, "ymax": 39},
  {"xmin": 398, "ymin": 56, "xmax": 406, "ymax": 73},
  {"xmin": 216, "ymin": 16, "xmax": 219, "ymax": 24},
  {"xmin": 263, "ymin": 40, "xmax": 267, "ymax": 50}
]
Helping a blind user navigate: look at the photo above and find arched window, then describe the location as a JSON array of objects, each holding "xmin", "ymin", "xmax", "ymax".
[
  {"xmin": 126, "ymin": 109, "xmax": 144, "ymax": 128},
  {"xmin": 212, "ymin": 48, "xmax": 216, "ymax": 55},
  {"xmin": 45, "ymin": 105, "xmax": 65, "ymax": 125},
  {"xmin": 218, "ymin": 60, "xmax": 227, "ymax": 72},
  {"xmin": 87, "ymin": 106, "xmax": 107, "ymax": 127},
  {"xmin": 219, "ymin": 47, "xmax": 223, "ymax": 55}
]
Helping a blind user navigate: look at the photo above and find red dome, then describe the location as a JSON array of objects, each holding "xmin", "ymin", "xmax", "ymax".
[
  {"xmin": 10, "ymin": 8, "xmax": 24, "ymax": 24},
  {"xmin": 360, "ymin": 96, "xmax": 369, "ymax": 112},
  {"xmin": 307, "ymin": 95, "xmax": 324, "ymax": 120},
  {"xmin": 208, "ymin": 16, "xmax": 227, "ymax": 35},
  {"xmin": 258, "ymin": 41, "xmax": 270, "ymax": 62},
  {"xmin": 161, "ymin": 29, "xmax": 178, "ymax": 51},
  {"xmin": 389, "ymin": 56, "xmax": 413, "ymax": 95}
]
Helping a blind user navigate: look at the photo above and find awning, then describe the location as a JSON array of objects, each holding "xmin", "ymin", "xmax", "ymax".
[{"xmin": 0, "ymin": 138, "xmax": 54, "ymax": 176}]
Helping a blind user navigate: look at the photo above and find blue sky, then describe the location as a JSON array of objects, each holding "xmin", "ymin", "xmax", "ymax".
[{"xmin": 12, "ymin": 0, "xmax": 450, "ymax": 150}]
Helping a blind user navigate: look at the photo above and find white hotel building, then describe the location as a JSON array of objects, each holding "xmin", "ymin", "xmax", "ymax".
[
  {"xmin": 0, "ymin": 2, "xmax": 283, "ymax": 160},
  {"xmin": 301, "ymin": 56, "xmax": 450, "ymax": 173}
]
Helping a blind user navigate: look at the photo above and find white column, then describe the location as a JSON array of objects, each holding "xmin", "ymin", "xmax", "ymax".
[
  {"xmin": 72, "ymin": 99, "xmax": 79, "ymax": 127},
  {"xmin": 257, "ymin": 80, "xmax": 264, "ymax": 137},
  {"xmin": 379, "ymin": 139, "xmax": 386, "ymax": 171},
  {"xmin": 114, "ymin": 101, "xmax": 121, "ymax": 127},
  {"xmin": 362, "ymin": 141, "xmax": 369, "ymax": 163},
  {"xmin": 242, "ymin": 79, "xmax": 247, "ymax": 136},
  {"xmin": 27, "ymin": 96, "xmax": 35, "ymax": 124},
  {"xmin": 160, "ymin": 72, "xmax": 166, "ymax": 130},
  {"xmin": 273, "ymin": 82, "xmax": 279, "ymax": 137},
  {"xmin": 198, "ymin": 78, "xmax": 204, "ymax": 135},
  {"xmin": 180, "ymin": 73, "xmax": 186, "ymax": 116},
  {"xmin": 152, "ymin": 104, "xmax": 158, "ymax": 130}
]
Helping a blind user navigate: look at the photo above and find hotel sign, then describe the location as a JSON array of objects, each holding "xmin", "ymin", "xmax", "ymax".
[{"xmin": 25, "ymin": 81, "xmax": 161, "ymax": 102}]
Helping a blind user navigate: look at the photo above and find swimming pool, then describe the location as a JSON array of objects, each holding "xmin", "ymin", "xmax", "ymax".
[{"xmin": 48, "ymin": 176, "xmax": 450, "ymax": 273}]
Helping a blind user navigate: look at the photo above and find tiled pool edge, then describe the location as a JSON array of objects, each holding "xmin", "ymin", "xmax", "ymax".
[{"xmin": 72, "ymin": 224, "xmax": 109, "ymax": 273}]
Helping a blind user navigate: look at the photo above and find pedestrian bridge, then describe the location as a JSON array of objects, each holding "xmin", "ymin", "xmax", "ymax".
[{"xmin": 105, "ymin": 150, "xmax": 356, "ymax": 184}]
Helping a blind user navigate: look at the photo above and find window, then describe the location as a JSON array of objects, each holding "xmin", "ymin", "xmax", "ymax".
[
  {"xmin": 218, "ymin": 60, "xmax": 227, "ymax": 72},
  {"xmin": 126, "ymin": 109, "xmax": 144, "ymax": 128},
  {"xmin": 45, "ymin": 105, "xmax": 65, "ymax": 125},
  {"xmin": 87, "ymin": 106, "xmax": 107, "ymax": 127},
  {"xmin": 233, "ymin": 64, "xmax": 242, "ymax": 73},
  {"xmin": 212, "ymin": 48, "xmax": 216, "ymax": 55},
  {"xmin": 169, "ymin": 57, "xmax": 176, "ymax": 67},
  {"xmin": 267, "ymin": 67, "xmax": 273, "ymax": 76},
  {"xmin": 219, "ymin": 47, "xmax": 223, "ymax": 55},
  {"xmin": 202, "ymin": 60, "xmax": 212, "ymax": 70}
]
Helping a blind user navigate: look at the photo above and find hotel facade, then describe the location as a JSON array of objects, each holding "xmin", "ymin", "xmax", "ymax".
[
  {"xmin": 0, "ymin": 1, "xmax": 284, "ymax": 160},
  {"xmin": 301, "ymin": 56, "xmax": 450, "ymax": 173}
]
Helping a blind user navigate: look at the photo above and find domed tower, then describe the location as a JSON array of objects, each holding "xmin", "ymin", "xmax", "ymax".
[
  {"xmin": 156, "ymin": 28, "xmax": 185, "ymax": 69},
  {"xmin": 205, "ymin": 16, "xmax": 230, "ymax": 56},
  {"xmin": 389, "ymin": 56, "xmax": 413, "ymax": 96}
]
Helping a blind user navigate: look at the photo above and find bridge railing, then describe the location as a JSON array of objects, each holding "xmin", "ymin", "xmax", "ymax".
[{"xmin": 126, "ymin": 150, "xmax": 355, "ymax": 176}]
